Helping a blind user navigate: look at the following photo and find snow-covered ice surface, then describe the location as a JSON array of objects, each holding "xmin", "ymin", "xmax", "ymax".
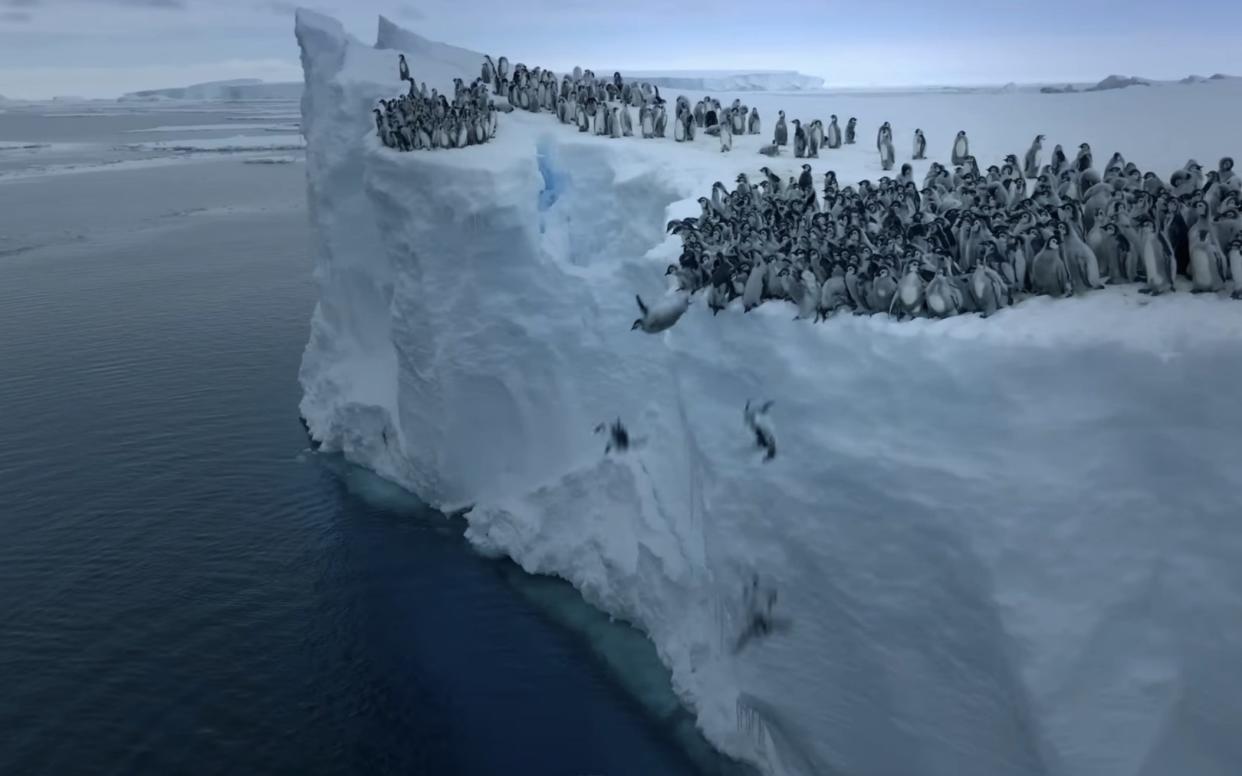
[{"xmin": 296, "ymin": 11, "xmax": 1242, "ymax": 776}]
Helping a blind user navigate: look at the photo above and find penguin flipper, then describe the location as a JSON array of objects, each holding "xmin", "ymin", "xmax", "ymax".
[{"xmin": 635, "ymin": 294, "xmax": 648, "ymax": 315}]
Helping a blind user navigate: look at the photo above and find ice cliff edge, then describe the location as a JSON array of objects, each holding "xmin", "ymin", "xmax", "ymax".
[{"xmin": 296, "ymin": 10, "xmax": 1242, "ymax": 776}]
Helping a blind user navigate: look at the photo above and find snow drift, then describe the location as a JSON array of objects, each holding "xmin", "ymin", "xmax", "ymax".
[{"xmin": 296, "ymin": 10, "xmax": 1242, "ymax": 776}]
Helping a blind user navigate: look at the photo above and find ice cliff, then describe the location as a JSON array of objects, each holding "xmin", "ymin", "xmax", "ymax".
[{"xmin": 296, "ymin": 10, "xmax": 1242, "ymax": 776}]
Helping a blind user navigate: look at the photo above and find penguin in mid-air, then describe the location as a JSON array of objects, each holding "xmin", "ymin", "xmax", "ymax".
[
  {"xmin": 594, "ymin": 419, "xmax": 630, "ymax": 454},
  {"xmin": 743, "ymin": 400, "xmax": 776, "ymax": 462},
  {"xmin": 398, "ymin": 54, "xmax": 410, "ymax": 82},
  {"xmin": 912, "ymin": 128, "xmax": 926, "ymax": 160},
  {"xmin": 632, "ymin": 293, "xmax": 690, "ymax": 333}
]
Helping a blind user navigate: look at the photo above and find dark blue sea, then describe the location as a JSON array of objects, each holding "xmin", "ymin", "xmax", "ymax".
[{"xmin": 0, "ymin": 106, "xmax": 735, "ymax": 776}]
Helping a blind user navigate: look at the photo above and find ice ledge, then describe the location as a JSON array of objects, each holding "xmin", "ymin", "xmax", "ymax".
[{"xmin": 296, "ymin": 12, "xmax": 1242, "ymax": 776}]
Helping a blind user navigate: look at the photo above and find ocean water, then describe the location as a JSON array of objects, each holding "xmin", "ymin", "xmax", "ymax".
[{"xmin": 0, "ymin": 106, "xmax": 730, "ymax": 775}]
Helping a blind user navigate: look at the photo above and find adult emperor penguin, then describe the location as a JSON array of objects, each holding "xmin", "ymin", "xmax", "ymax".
[
  {"xmin": 1024, "ymin": 134, "xmax": 1044, "ymax": 179},
  {"xmin": 845, "ymin": 117, "xmax": 857, "ymax": 144},
  {"xmin": 632, "ymin": 292, "xmax": 690, "ymax": 333},
  {"xmin": 748, "ymin": 107, "xmax": 761, "ymax": 135},
  {"xmin": 774, "ymin": 111, "xmax": 788, "ymax": 147},
  {"xmin": 951, "ymin": 130, "xmax": 970, "ymax": 166},
  {"xmin": 398, "ymin": 54, "xmax": 411, "ymax": 82},
  {"xmin": 826, "ymin": 115, "xmax": 841, "ymax": 149},
  {"xmin": 912, "ymin": 128, "xmax": 926, "ymax": 160}
]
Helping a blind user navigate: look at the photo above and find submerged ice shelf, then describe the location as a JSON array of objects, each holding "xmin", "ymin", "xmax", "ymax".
[{"xmin": 295, "ymin": 10, "xmax": 1242, "ymax": 776}]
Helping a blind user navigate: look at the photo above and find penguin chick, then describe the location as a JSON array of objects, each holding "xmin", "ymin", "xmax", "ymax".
[
  {"xmin": 593, "ymin": 418, "xmax": 630, "ymax": 454},
  {"xmin": 743, "ymin": 400, "xmax": 777, "ymax": 461},
  {"xmin": 632, "ymin": 292, "xmax": 690, "ymax": 333}
]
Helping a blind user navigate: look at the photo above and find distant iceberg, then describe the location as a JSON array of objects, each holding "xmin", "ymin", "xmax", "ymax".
[{"xmin": 120, "ymin": 79, "xmax": 303, "ymax": 102}]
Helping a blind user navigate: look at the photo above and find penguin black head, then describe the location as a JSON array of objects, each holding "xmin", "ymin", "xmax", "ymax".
[{"xmin": 1222, "ymin": 157, "xmax": 1235, "ymax": 172}]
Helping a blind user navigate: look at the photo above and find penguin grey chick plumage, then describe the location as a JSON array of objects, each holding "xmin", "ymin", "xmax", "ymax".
[
  {"xmin": 808, "ymin": 120, "xmax": 823, "ymax": 158},
  {"xmin": 793, "ymin": 119, "xmax": 807, "ymax": 158},
  {"xmin": 912, "ymin": 129, "xmax": 926, "ymax": 160},
  {"xmin": 826, "ymin": 115, "xmax": 841, "ymax": 149},
  {"xmin": 720, "ymin": 117, "xmax": 733, "ymax": 152},
  {"xmin": 743, "ymin": 400, "xmax": 777, "ymax": 462},
  {"xmin": 609, "ymin": 106, "xmax": 622, "ymax": 138},
  {"xmin": 774, "ymin": 110, "xmax": 788, "ymax": 146},
  {"xmin": 1024, "ymin": 134, "xmax": 1044, "ymax": 178},
  {"xmin": 1138, "ymin": 221, "xmax": 1173, "ymax": 294},
  {"xmin": 1188, "ymin": 226, "xmax": 1225, "ymax": 292},
  {"xmin": 632, "ymin": 292, "xmax": 690, "ymax": 333},
  {"xmin": 890, "ymin": 261, "xmax": 925, "ymax": 318},
  {"xmin": 845, "ymin": 117, "xmax": 857, "ymax": 144},
  {"xmin": 1229, "ymin": 240, "xmax": 1242, "ymax": 298},
  {"xmin": 879, "ymin": 134, "xmax": 895, "ymax": 171},
  {"xmin": 1030, "ymin": 236, "xmax": 1072, "ymax": 297},
  {"xmin": 970, "ymin": 258, "xmax": 1010, "ymax": 317},
  {"xmin": 620, "ymin": 105, "xmax": 633, "ymax": 136},
  {"xmin": 924, "ymin": 269, "xmax": 962, "ymax": 317},
  {"xmin": 398, "ymin": 53, "xmax": 410, "ymax": 82},
  {"xmin": 748, "ymin": 107, "xmax": 761, "ymax": 135},
  {"xmin": 951, "ymin": 130, "xmax": 970, "ymax": 166}
]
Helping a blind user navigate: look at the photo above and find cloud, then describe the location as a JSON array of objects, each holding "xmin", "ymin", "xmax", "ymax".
[{"xmin": 0, "ymin": 10, "xmax": 31, "ymax": 21}]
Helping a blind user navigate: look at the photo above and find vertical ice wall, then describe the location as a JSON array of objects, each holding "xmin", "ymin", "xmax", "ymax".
[{"xmin": 296, "ymin": 11, "xmax": 1242, "ymax": 776}]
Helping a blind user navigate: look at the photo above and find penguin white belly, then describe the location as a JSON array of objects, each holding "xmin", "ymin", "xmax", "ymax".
[{"xmin": 1190, "ymin": 246, "xmax": 1218, "ymax": 290}]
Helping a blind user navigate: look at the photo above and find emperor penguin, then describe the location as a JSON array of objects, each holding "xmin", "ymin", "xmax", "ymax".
[
  {"xmin": 793, "ymin": 119, "xmax": 807, "ymax": 158},
  {"xmin": 632, "ymin": 293, "xmax": 690, "ymax": 333},
  {"xmin": 610, "ymin": 107, "xmax": 622, "ymax": 138},
  {"xmin": 620, "ymin": 105, "xmax": 634, "ymax": 136},
  {"xmin": 743, "ymin": 401, "xmax": 777, "ymax": 461},
  {"xmin": 951, "ymin": 131, "xmax": 970, "ymax": 166},
  {"xmin": 1229, "ymin": 239, "xmax": 1242, "ymax": 298},
  {"xmin": 674, "ymin": 110, "xmax": 686, "ymax": 142},
  {"xmin": 748, "ymin": 107, "xmax": 761, "ymax": 135},
  {"xmin": 845, "ymin": 117, "xmax": 857, "ymax": 144},
  {"xmin": 399, "ymin": 54, "xmax": 411, "ymax": 82},
  {"xmin": 481, "ymin": 55, "xmax": 495, "ymax": 86},
  {"xmin": 774, "ymin": 111, "xmax": 788, "ymax": 146},
  {"xmin": 875, "ymin": 121, "xmax": 890, "ymax": 152},
  {"xmin": 826, "ymin": 115, "xmax": 841, "ymax": 149},
  {"xmin": 1188, "ymin": 226, "xmax": 1225, "ymax": 292},
  {"xmin": 879, "ymin": 133, "xmax": 895, "ymax": 171},
  {"xmin": 912, "ymin": 128, "xmax": 926, "ymax": 160},
  {"xmin": 1023, "ymin": 135, "xmax": 1043, "ymax": 180},
  {"xmin": 808, "ymin": 120, "xmax": 823, "ymax": 158},
  {"xmin": 720, "ymin": 118, "xmax": 733, "ymax": 152},
  {"xmin": 1030, "ymin": 236, "xmax": 1072, "ymax": 297},
  {"xmin": 497, "ymin": 56, "xmax": 510, "ymax": 84},
  {"xmin": 1138, "ymin": 220, "xmax": 1173, "ymax": 294},
  {"xmin": 639, "ymin": 104, "xmax": 654, "ymax": 138}
]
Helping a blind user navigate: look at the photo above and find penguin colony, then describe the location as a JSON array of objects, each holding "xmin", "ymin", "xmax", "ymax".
[
  {"xmin": 374, "ymin": 53, "xmax": 1242, "ymax": 323},
  {"xmin": 373, "ymin": 53, "xmax": 500, "ymax": 151},
  {"xmin": 662, "ymin": 150, "xmax": 1242, "ymax": 322},
  {"xmin": 373, "ymin": 52, "xmax": 766, "ymax": 151}
]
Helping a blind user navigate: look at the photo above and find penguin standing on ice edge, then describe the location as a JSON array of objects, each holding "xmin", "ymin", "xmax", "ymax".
[{"xmin": 912, "ymin": 129, "xmax": 926, "ymax": 160}]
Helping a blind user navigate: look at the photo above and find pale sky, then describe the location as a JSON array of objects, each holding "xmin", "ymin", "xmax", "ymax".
[{"xmin": 1, "ymin": 0, "xmax": 1239, "ymax": 99}]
